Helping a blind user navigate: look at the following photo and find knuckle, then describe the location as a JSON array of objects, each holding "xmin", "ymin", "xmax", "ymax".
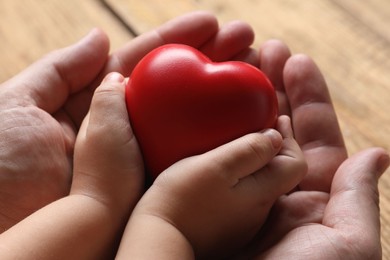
[{"xmin": 244, "ymin": 133, "xmax": 276, "ymax": 162}]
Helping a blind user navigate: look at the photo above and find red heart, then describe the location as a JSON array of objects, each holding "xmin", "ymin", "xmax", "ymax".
[{"xmin": 126, "ymin": 44, "xmax": 278, "ymax": 179}]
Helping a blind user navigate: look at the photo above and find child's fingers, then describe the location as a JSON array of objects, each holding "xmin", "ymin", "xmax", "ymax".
[
  {"xmin": 72, "ymin": 72, "xmax": 144, "ymax": 207},
  {"xmin": 181, "ymin": 128, "xmax": 283, "ymax": 186},
  {"xmin": 75, "ymin": 72, "xmax": 135, "ymax": 171},
  {"xmin": 79, "ymin": 72, "xmax": 142, "ymax": 167},
  {"xmin": 276, "ymin": 115, "xmax": 294, "ymax": 139},
  {"xmin": 85, "ymin": 73, "xmax": 129, "ymax": 143},
  {"xmin": 250, "ymin": 116, "xmax": 307, "ymax": 198}
]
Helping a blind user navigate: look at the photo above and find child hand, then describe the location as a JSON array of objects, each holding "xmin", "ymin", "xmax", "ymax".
[
  {"xmin": 0, "ymin": 73, "xmax": 145, "ymax": 259},
  {"xmin": 117, "ymin": 116, "xmax": 307, "ymax": 259},
  {"xmin": 71, "ymin": 72, "xmax": 144, "ymax": 214}
]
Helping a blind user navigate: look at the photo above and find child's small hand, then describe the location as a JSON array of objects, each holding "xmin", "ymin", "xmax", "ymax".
[
  {"xmin": 117, "ymin": 116, "xmax": 307, "ymax": 259},
  {"xmin": 72, "ymin": 72, "xmax": 144, "ymax": 213},
  {"xmin": 0, "ymin": 73, "xmax": 145, "ymax": 259}
]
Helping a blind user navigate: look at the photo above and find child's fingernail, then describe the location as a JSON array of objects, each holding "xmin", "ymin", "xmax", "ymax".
[
  {"xmin": 262, "ymin": 129, "xmax": 282, "ymax": 149},
  {"xmin": 103, "ymin": 72, "xmax": 125, "ymax": 83}
]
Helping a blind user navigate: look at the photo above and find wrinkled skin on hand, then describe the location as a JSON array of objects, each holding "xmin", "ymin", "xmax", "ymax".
[{"xmin": 0, "ymin": 103, "xmax": 73, "ymax": 228}]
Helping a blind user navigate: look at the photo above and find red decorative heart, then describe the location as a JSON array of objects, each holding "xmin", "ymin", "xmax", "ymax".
[{"xmin": 125, "ymin": 44, "xmax": 278, "ymax": 179}]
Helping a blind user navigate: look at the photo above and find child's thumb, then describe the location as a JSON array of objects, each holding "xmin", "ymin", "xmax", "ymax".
[
  {"xmin": 73, "ymin": 72, "xmax": 144, "ymax": 203},
  {"xmin": 76, "ymin": 72, "xmax": 138, "ymax": 157},
  {"xmin": 79, "ymin": 72, "xmax": 135, "ymax": 146},
  {"xmin": 88, "ymin": 72, "xmax": 127, "ymax": 130}
]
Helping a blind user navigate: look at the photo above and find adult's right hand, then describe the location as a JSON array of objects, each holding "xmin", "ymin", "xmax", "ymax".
[{"xmin": 237, "ymin": 40, "xmax": 389, "ymax": 259}]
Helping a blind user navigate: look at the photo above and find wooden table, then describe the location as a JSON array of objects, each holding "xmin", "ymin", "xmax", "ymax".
[{"xmin": 1, "ymin": 0, "xmax": 390, "ymax": 257}]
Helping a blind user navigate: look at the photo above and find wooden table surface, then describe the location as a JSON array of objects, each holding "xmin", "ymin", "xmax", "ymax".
[{"xmin": 1, "ymin": 0, "xmax": 389, "ymax": 257}]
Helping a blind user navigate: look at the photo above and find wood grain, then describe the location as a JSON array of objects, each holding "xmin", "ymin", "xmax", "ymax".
[
  {"xmin": 1, "ymin": 0, "xmax": 390, "ymax": 257},
  {"xmin": 0, "ymin": 0, "xmax": 133, "ymax": 82}
]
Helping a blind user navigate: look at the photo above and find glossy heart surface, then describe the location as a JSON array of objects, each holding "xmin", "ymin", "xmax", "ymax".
[{"xmin": 126, "ymin": 44, "xmax": 278, "ymax": 179}]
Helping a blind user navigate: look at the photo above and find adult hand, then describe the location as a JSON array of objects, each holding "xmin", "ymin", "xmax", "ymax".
[
  {"xmin": 236, "ymin": 40, "xmax": 389, "ymax": 259},
  {"xmin": 0, "ymin": 11, "xmax": 256, "ymax": 231}
]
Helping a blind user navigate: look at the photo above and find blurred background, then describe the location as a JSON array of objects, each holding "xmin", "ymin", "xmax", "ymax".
[{"xmin": 1, "ymin": 0, "xmax": 389, "ymax": 257}]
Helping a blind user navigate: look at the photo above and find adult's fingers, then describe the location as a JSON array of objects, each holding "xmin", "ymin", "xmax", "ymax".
[
  {"xmin": 66, "ymin": 12, "xmax": 218, "ymax": 127},
  {"xmin": 323, "ymin": 148, "xmax": 389, "ymax": 258},
  {"xmin": 1, "ymin": 28, "xmax": 109, "ymax": 114},
  {"xmin": 252, "ymin": 116, "xmax": 307, "ymax": 198},
  {"xmin": 231, "ymin": 47, "xmax": 259, "ymax": 67},
  {"xmin": 283, "ymin": 55, "xmax": 348, "ymax": 191},
  {"xmin": 102, "ymin": 11, "xmax": 219, "ymax": 78},
  {"xmin": 102, "ymin": 11, "xmax": 257, "ymax": 80},
  {"xmin": 259, "ymin": 40, "xmax": 292, "ymax": 115},
  {"xmin": 199, "ymin": 20, "xmax": 254, "ymax": 62}
]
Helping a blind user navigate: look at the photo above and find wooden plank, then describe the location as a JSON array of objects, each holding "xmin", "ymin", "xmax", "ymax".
[
  {"xmin": 332, "ymin": 0, "xmax": 390, "ymax": 42},
  {"xmin": 0, "ymin": 0, "xmax": 133, "ymax": 82},
  {"xmin": 103, "ymin": 0, "xmax": 200, "ymax": 34},
  {"xmin": 106, "ymin": 0, "xmax": 390, "ymax": 257}
]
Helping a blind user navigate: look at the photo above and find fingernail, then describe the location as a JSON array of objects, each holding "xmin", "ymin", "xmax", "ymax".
[
  {"xmin": 376, "ymin": 152, "xmax": 390, "ymax": 176},
  {"xmin": 103, "ymin": 72, "xmax": 125, "ymax": 84},
  {"xmin": 262, "ymin": 129, "xmax": 282, "ymax": 149}
]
